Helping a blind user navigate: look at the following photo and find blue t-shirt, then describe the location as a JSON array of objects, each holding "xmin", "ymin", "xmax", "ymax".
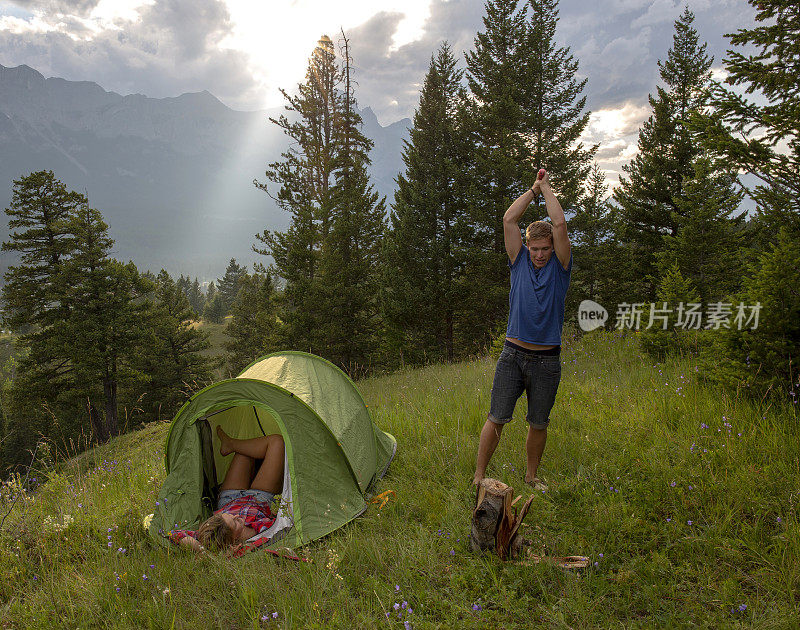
[{"xmin": 505, "ymin": 248, "xmax": 572, "ymax": 345}]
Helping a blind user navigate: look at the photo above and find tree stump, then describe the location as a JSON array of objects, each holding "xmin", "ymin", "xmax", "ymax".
[{"xmin": 470, "ymin": 478, "xmax": 534, "ymax": 560}]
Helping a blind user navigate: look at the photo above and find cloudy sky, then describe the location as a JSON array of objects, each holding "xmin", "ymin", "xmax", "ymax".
[{"xmin": 0, "ymin": 0, "xmax": 758, "ymax": 186}]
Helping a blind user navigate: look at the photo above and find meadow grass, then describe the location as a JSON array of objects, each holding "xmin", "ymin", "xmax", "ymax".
[{"xmin": 0, "ymin": 331, "xmax": 797, "ymax": 628}]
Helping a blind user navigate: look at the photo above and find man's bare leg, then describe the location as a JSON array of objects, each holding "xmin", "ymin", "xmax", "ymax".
[
  {"xmin": 524, "ymin": 425, "xmax": 547, "ymax": 486},
  {"xmin": 474, "ymin": 418, "xmax": 504, "ymax": 485}
]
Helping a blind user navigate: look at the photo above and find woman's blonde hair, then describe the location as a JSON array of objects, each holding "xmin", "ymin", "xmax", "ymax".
[
  {"xmin": 526, "ymin": 221, "xmax": 553, "ymax": 243},
  {"xmin": 197, "ymin": 514, "xmax": 235, "ymax": 551}
]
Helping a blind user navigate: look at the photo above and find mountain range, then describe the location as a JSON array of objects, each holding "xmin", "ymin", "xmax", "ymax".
[{"xmin": 0, "ymin": 63, "xmax": 410, "ymax": 281}]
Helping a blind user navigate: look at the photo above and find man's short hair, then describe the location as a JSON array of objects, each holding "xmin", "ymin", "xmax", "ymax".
[{"xmin": 526, "ymin": 221, "xmax": 553, "ymax": 243}]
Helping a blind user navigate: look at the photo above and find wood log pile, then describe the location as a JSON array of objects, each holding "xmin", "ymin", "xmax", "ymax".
[{"xmin": 469, "ymin": 478, "xmax": 534, "ymax": 560}]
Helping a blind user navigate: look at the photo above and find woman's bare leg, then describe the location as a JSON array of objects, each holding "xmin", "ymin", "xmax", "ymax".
[
  {"xmin": 219, "ymin": 453, "xmax": 255, "ymax": 491},
  {"xmin": 217, "ymin": 427, "xmax": 284, "ymax": 494},
  {"xmin": 250, "ymin": 434, "xmax": 285, "ymax": 494},
  {"xmin": 218, "ymin": 426, "xmax": 272, "ymax": 459}
]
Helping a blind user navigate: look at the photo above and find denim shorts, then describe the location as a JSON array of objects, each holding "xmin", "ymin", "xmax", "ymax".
[
  {"xmin": 488, "ymin": 342, "xmax": 562, "ymax": 429},
  {"xmin": 218, "ymin": 488, "xmax": 275, "ymax": 510}
]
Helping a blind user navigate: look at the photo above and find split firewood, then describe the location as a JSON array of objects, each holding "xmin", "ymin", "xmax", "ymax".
[
  {"xmin": 470, "ymin": 478, "xmax": 534, "ymax": 560},
  {"xmin": 518, "ymin": 553, "xmax": 590, "ymax": 570}
]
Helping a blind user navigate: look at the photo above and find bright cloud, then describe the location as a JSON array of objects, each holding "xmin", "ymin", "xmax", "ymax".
[
  {"xmin": 0, "ymin": 12, "xmax": 53, "ymax": 33},
  {"xmin": 588, "ymin": 102, "xmax": 650, "ymax": 139},
  {"xmin": 219, "ymin": 0, "xmax": 432, "ymax": 109},
  {"xmin": 578, "ymin": 101, "xmax": 650, "ymax": 189}
]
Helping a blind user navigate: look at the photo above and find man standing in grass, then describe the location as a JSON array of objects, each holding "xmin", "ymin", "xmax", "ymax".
[{"xmin": 473, "ymin": 169, "xmax": 572, "ymax": 492}]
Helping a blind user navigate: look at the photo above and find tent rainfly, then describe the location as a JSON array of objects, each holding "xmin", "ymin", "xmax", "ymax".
[{"xmin": 148, "ymin": 351, "xmax": 396, "ymax": 550}]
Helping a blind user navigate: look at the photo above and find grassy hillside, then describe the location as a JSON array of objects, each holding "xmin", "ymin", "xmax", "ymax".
[{"xmin": 0, "ymin": 332, "xmax": 797, "ymax": 628}]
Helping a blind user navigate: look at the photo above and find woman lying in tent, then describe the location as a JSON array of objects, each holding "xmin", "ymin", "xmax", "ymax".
[{"xmin": 168, "ymin": 427, "xmax": 284, "ymax": 553}]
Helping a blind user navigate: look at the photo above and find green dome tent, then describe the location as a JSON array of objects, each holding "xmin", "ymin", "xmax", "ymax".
[{"xmin": 148, "ymin": 351, "xmax": 396, "ymax": 550}]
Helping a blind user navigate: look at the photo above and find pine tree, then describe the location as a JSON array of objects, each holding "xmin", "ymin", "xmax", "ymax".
[
  {"xmin": 254, "ymin": 35, "xmax": 340, "ymax": 352},
  {"xmin": 315, "ymin": 32, "xmax": 386, "ymax": 374},
  {"xmin": 521, "ymin": 0, "xmax": 594, "ymax": 207},
  {"xmin": 657, "ymin": 158, "xmax": 748, "ymax": 303},
  {"xmin": 56, "ymin": 204, "xmax": 150, "ymax": 438},
  {"xmin": 700, "ymin": 229, "xmax": 800, "ymax": 398},
  {"xmin": 693, "ymin": 0, "xmax": 800, "ymax": 236},
  {"xmin": 384, "ymin": 43, "xmax": 466, "ymax": 364},
  {"xmin": 462, "ymin": 0, "xmax": 595, "ymax": 343},
  {"xmin": 135, "ymin": 270, "xmax": 215, "ymax": 420},
  {"xmin": 205, "ymin": 281, "xmax": 217, "ymax": 303},
  {"xmin": 1, "ymin": 176, "xmax": 149, "ymax": 443},
  {"xmin": 216, "ymin": 258, "xmax": 246, "ymax": 315},
  {"xmin": 614, "ymin": 7, "xmax": 713, "ymax": 297},
  {"xmin": 1, "ymin": 171, "xmax": 82, "ymax": 332},
  {"xmin": 225, "ymin": 270, "xmax": 280, "ymax": 373},
  {"xmin": 639, "ymin": 262, "xmax": 701, "ymax": 359},
  {"xmin": 176, "ymin": 274, "xmax": 191, "ymax": 300},
  {"xmin": 187, "ymin": 278, "xmax": 205, "ymax": 317},
  {"xmin": 568, "ymin": 164, "xmax": 614, "ymax": 306},
  {"xmin": 203, "ymin": 292, "xmax": 226, "ymax": 324}
]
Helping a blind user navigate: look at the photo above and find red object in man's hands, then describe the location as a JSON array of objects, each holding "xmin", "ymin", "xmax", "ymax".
[{"xmin": 537, "ymin": 169, "xmax": 546, "ymax": 180}]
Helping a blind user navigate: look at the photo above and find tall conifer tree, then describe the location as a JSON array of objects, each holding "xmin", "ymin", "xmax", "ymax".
[
  {"xmin": 567, "ymin": 164, "xmax": 616, "ymax": 310},
  {"xmin": 136, "ymin": 270, "xmax": 215, "ymax": 420},
  {"xmin": 225, "ymin": 270, "xmax": 279, "ymax": 374},
  {"xmin": 693, "ymin": 0, "xmax": 800, "ymax": 236},
  {"xmin": 216, "ymin": 258, "xmax": 246, "ymax": 314},
  {"xmin": 614, "ymin": 8, "xmax": 713, "ymax": 296},
  {"xmin": 57, "ymin": 204, "xmax": 150, "ymax": 438},
  {"xmin": 317, "ymin": 33, "xmax": 386, "ymax": 373},
  {"xmin": 658, "ymin": 158, "xmax": 747, "ymax": 303},
  {"xmin": 384, "ymin": 43, "xmax": 466, "ymax": 363},
  {"xmin": 254, "ymin": 36, "xmax": 340, "ymax": 352},
  {"xmin": 1, "ymin": 171, "xmax": 82, "ymax": 332}
]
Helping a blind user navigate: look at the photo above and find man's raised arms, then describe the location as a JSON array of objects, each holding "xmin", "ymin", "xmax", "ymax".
[
  {"xmin": 503, "ymin": 171, "xmax": 544, "ymax": 262},
  {"xmin": 538, "ymin": 171, "xmax": 571, "ymax": 270}
]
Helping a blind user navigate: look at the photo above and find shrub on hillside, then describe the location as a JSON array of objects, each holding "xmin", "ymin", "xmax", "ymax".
[
  {"xmin": 699, "ymin": 229, "xmax": 800, "ymax": 399},
  {"xmin": 639, "ymin": 263, "xmax": 703, "ymax": 359}
]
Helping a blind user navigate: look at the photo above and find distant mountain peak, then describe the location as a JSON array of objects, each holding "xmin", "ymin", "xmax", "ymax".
[{"xmin": 0, "ymin": 63, "xmax": 45, "ymax": 85}]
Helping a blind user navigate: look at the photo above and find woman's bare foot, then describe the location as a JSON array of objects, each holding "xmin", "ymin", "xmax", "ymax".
[{"xmin": 217, "ymin": 426, "xmax": 233, "ymax": 456}]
